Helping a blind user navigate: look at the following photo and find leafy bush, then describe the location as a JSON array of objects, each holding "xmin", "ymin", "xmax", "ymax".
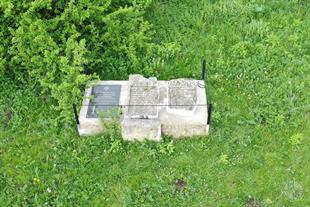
[{"xmin": 0, "ymin": 0, "xmax": 165, "ymax": 124}]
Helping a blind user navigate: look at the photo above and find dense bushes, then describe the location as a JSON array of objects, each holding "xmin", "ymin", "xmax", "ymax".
[{"xmin": 0, "ymin": 0, "xmax": 167, "ymax": 124}]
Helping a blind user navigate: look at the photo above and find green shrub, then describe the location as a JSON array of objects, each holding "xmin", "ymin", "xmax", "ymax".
[{"xmin": 0, "ymin": 0, "xmax": 166, "ymax": 124}]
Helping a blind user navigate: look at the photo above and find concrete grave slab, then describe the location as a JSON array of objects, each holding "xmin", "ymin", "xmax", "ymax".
[
  {"xmin": 159, "ymin": 80, "xmax": 209, "ymax": 138},
  {"xmin": 78, "ymin": 76, "xmax": 210, "ymax": 140},
  {"xmin": 78, "ymin": 81, "xmax": 128, "ymax": 136}
]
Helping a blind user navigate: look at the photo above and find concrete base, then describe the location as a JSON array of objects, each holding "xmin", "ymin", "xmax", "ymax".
[
  {"xmin": 78, "ymin": 120, "xmax": 103, "ymax": 136},
  {"xmin": 159, "ymin": 80, "xmax": 209, "ymax": 138},
  {"xmin": 121, "ymin": 118, "xmax": 161, "ymax": 141}
]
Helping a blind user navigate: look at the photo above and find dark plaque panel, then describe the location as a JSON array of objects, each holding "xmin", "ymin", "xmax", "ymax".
[{"xmin": 86, "ymin": 85, "xmax": 121, "ymax": 118}]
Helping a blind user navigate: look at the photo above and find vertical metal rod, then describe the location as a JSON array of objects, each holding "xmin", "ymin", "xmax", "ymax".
[
  {"xmin": 201, "ymin": 60, "xmax": 206, "ymax": 81},
  {"xmin": 73, "ymin": 104, "xmax": 80, "ymax": 125},
  {"xmin": 207, "ymin": 103, "xmax": 212, "ymax": 125}
]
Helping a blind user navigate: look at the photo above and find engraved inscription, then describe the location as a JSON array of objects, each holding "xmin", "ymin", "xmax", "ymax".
[
  {"xmin": 168, "ymin": 79, "xmax": 197, "ymax": 111},
  {"xmin": 86, "ymin": 85, "xmax": 121, "ymax": 118},
  {"xmin": 126, "ymin": 75, "xmax": 159, "ymax": 118}
]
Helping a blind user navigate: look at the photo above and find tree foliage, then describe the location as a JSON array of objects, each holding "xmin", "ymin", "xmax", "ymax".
[{"xmin": 0, "ymin": 0, "xmax": 165, "ymax": 123}]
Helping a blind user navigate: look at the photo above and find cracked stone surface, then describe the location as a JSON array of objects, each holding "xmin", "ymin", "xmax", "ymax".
[
  {"xmin": 127, "ymin": 74, "xmax": 159, "ymax": 118},
  {"xmin": 168, "ymin": 79, "xmax": 197, "ymax": 111}
]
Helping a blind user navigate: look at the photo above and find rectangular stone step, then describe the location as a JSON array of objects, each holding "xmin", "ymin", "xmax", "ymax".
[{"xmin": 121, "ymin": 118, "xmax": 161, "ymax": 141}]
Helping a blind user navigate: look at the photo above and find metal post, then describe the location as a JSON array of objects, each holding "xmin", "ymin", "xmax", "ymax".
[
  {"xmin": 201, "ymin": 60, "xmax": 206, "ymax": 81},
  {"xmin": 73, "ymin": 104, "xmax": 80, "ymax": 125},
  {"xmin": 207, "ymin": 103, "xmax": 212, "ymax": 125}
]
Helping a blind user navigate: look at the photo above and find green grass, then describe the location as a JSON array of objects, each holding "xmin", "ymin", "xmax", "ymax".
[{"xmin": 1, "ymin": 0, "xmax": 310, "ymax": 206}]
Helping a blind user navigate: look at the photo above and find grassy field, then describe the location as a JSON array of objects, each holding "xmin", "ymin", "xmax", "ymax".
[{"xmin": 1, "ymin": 0, "xmax": 310, "ymax": 206}]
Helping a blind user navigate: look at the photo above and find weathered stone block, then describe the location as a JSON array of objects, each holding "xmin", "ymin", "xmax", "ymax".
[
  {"xmin": 126, "ymin": 74, "xmax": 159, "ymax": 119},
  {"xmin": 121, "ymin": 118, "xmax": 161, "ymax": 141},
  {"xmin": 168, "ymin": 79, "xmax": 197, "ymax": 111}
]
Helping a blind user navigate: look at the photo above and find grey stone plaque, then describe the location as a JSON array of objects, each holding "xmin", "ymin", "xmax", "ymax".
[
  {"xmin": 86, "ymin": 85, "xmax": 121, "ymax": 118},
  {"xmin": 127, "ymin": 75, "xmax": 159, "ymax": 118},
  {"xmin": 168, "ymin": 79, "xmax": 197, "ymax": 111}
]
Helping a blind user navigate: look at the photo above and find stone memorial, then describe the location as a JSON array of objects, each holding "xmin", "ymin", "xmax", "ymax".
[
  {"xmin": 168, "ymin": 79, "xmax": 198, "ymax": 114},
  {"xmin": 126, "ymin": 75, "xmax": 159, "ymax": 119},
  {"xmin": 78, "ymin": 74, "xmax": 210, "ymax": 141},
  {"xmin": 121, "ymin": 75, "xmax": 161, "ymax": 141},
  {"xmin": 86, "ymin": 85, "xmax": 121, "ymax": 118}
]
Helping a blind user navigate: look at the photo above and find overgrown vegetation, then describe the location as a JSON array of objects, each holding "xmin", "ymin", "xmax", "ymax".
[
  {"xmin": 0, "ymin": 0, "xmax": 172, "ymax": 123},
  {"xmin": 1, "ymin": 0, "xmax": 309, "ymax": 206}
]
